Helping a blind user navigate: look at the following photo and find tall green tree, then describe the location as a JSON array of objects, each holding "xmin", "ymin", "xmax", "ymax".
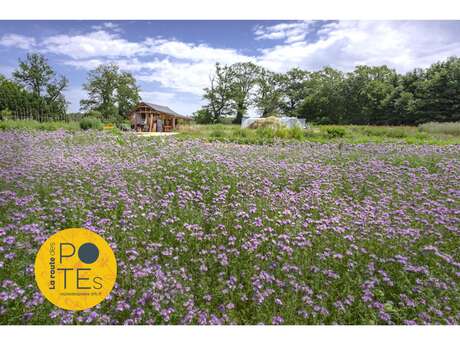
[
  {"xmin": 415, "ymin": 56, "xmax": 460, "ymax": 123},
  {"xmin": 279, "ymin": 68, "xmax": 310, "ymax": 117},
  {"xmin": 117, "ymin": 71, "xmax": 141, "ymax": 117},
  {"xmin": 254, "ymin": 69, "xmax": 284, "ymax": 117},
  {"xmin": 13, "ymin": 53, "xmax": 54, "ymax": 97},
  {"xmin": 299, "ymin": 67, "xmax": 346, "ymax": 124},
  {"xmin": 343, "ymin": 65, "xmax": 398, "ymax": 124},
  {"xmin": 12, "ymin": 53, "xmax": 68, "ymax": 116},
  {"xmin": 80, "ymin": 63, "xmax": 140, "ymax": 121},
  {"xmin": 0, "ymin": 74, "xmax": 25, "ymax": 118},
  {"xmin": 228, "ymin": 62, "xmax": 260, "ymax": 123},
  {"xmin": 200, "ymin": 63, "xmax": 235, "ymax": 123}
]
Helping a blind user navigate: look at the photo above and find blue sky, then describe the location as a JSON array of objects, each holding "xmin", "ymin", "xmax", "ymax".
[{"xmin": 1, "ymin": 20, "xmax": 459, "ymax": 115}]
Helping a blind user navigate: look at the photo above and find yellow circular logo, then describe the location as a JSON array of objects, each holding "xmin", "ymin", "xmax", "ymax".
[{"xmin": 34, "ymin": 228, "xmax": 117, "ymax": 311}]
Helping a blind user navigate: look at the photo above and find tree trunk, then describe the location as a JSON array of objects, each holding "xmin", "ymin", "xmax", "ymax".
[{"xmin": 233, "ymin": 102, "xmax": 245, "ymax": 124}]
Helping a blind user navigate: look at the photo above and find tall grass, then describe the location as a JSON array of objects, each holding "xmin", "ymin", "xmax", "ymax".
[
  {"xmin": 0, "ymin": 119, "xmax": 80, "ymax": 131},
  {"xmin": 79, "ymin": 116, "xmax": 103, "ymax": 130},
  {"xmin": 178, "ymin": 123, "xmax": 460, "ymax": 145},
  {"xmin": 418, "ymin": 122, "xmax": 460, "ymax": 136}
]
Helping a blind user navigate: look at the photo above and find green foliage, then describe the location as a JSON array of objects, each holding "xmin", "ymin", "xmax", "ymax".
[
  {"xmin": 324, "ymin": 127, "xmax": 346, "ymax": 138},
  {"xmin": 360, "ymin": 126, "xmax": 410, "ymax": 138},
  {"xmin": 79, "ymin": 116, "xmax": 103, "ymax": 130},
  {"xmin": 12, "ymin": 53, "xmax": 68, "ymax": 115},
  {"xmin": 219, "ymin": 116, "xmax": 236, "ymax": 125},
  {"xmin": 118, "ymin": 122, "xmax": 132, "ymax": 131},
  {"xmin": 288, "ymin": 125, "xmax": 305, "ymax": 140},
  {"xmin": 201, "ymin": 62, "xmax": 261, "ymax": 124},
  {"xmin": 193, "ymin": 108, "xmax": 214, "ymax": 124},
  {"xmin": 13, "ymin": 53, "xmax": 55, "ymax": 97},
  {"xmin": 200, "ymin": 63, "xmax": 236, "ymax": 124},
  {"xmin": 0, "ymin": 54, "xmax": 68, "ymax": 120},
  {"xmin": 209, "ymin": 129, "xmax": 226, "ymax": 138},
  {"xmin": 0, "ymin": 108, "xmax": 13, "ymax": 120},
  {"xmin": 228, "ymin": 62, "xmax": 261, "ymax": 124},
  {"xmin": 80, "ymin": 63, "xmax": 140, "ymax": 123},
  {"xmin": 254, "ymin": 69, "xmax": 284, "ymax": 117},
  {"xmin": 279, "ymin": 68, "xmax": 310, "ymax": 117},
  {"xmin": 199, "ymin": 57, "xmax": 460, "ymax": 126},
  {"xmin": 85, "ymin": 110, "xmax": 103, "ymax": 119}
]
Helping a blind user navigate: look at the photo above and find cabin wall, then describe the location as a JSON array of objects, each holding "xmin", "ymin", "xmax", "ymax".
[{"xmin": 129, "ymin": 105, "xmax": 185, "ymax": 132}]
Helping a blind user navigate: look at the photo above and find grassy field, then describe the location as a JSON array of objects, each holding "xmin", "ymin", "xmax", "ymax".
[
  {"xmin": 0, "ymin": 119, "xmax": 81, "ymax": 131},
  {"xmin": 177, "ymin": 123, "xmax": 460, "ymax": 145},
  {"xmin": 0, "ymin": 130, "xmax": 459, "ymax": 324},
  {"xmin": 2, "ymin": 119, "xmax": 460, "ymax": 145}
]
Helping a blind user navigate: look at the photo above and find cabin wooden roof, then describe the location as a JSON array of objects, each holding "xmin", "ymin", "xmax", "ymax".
[{"xmin": 131, "ymin": 102, "xmax": 191, "ymax": 120}]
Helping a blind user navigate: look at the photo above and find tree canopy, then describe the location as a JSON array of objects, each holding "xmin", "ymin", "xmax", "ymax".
[
  {"xmin": 80, "ymin": 63, "xmax": 140, "ymax": 122},
  {"xmin": 0, "ymin": 53, "xmax": 68, "ymax": 119},
  {"xmin": 196, "ymin": 56, "xmax": 460, "ymax": 125}
]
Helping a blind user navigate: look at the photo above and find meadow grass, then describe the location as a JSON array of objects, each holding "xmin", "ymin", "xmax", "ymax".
[
  {"xmin": 2, "ymin": 119, "xmax": 459, "ymax": 145},
  {"xmin": 177, "ymin": 123, "xmax": 460, "ymax": 145},
  {"xmin": 418, "ymin": 122, "xmax": 460, "ymax": 136},
  {"xmin": 0, "ymin": 119, "xmax": 80, "ymax": 131}
]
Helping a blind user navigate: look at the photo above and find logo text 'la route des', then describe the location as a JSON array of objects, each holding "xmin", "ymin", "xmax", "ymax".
[{"xmin": 35, "ymin": 228, "xmax": 117, "ymax": 311}]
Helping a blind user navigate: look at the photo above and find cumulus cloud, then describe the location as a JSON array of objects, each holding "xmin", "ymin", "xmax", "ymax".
[
  {"xmin": 57, "ymin": 34, "xmax": 254, "ymax": 96},
  {"xmin": 37, "ymin": 29, "xmax": 254, "ymax": 96},
  {"xmin": 0, "ymin": 34, "xmax": 36, "ymax": 50},
  {"xmin": 258, "ymin": 21, "xmax": 460, "ymax": 73},
  {"xmin": 254, "ymin": 21, "xmax": 314, "ymax": 43},
  {"xmin": 42, "ymin": 30, "xmax": 145, "ymax": 59},
  {"xmin": 144, "ymin": 38, "xmax": 254, "ymax": 63},
  {"xmin": 136, "ymin": 59, "xmax": 220, "ymax": 95}
]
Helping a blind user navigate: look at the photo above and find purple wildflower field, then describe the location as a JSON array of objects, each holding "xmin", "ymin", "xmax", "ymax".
[{"xmin": 0, "ymin": 130, "xmax": 459, "ymax": 325}]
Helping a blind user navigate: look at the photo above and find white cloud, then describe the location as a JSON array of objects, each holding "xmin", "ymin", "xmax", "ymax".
[
  {"xmin": 136, "ymin": 59, "xmax": 217, "ymax": 95},
  {"xmin": 144, "ymin": 38, "xmax": 254, "ymax": 63},
  {"xmin": 258, "ymin": 21, "xmax": 460, "ymax": 73},
  {"xmin": 40, "ymin": 29, "xmax": 254, "ymax": 98},
  {"xmin": 254, "ymin": 21, "xmax": 314, "ymax": 43},
  {"xmin": 0, "ymin": 34, "xmax": 36, "ymax": 50},
  {"xmin": 91, "ymin": 22, "xmax": 122, "ymax": 32},
  {"xmin": 63, "ymin": 57, "xmax": 148, "ymax": 72},
  {"xmin": 58, "ymin": 35, "xmax": 255, "ymax": 96},
  {"xmin": 42, "ymin": 30, "xmax": 145, "ymax": 59}
]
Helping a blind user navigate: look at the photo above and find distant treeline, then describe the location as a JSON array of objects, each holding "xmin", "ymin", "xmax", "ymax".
[
  {"xmin": 195, "ymin": 57, "xmax": 460, "ymax": 125},
  {"xmin": 2, "ymin": 53, "xmax": 459, "ymax": 126}
]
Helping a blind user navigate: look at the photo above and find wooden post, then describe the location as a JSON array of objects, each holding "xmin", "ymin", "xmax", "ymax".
[{"xmin": 148, "ymin": 114, "xmax": 154, "ymax": 132}]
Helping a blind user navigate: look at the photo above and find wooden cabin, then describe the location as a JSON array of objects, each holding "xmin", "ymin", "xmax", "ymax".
[{"xmin": 128, "ymin": 102, "xmax": 191, "ymax": 132}]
